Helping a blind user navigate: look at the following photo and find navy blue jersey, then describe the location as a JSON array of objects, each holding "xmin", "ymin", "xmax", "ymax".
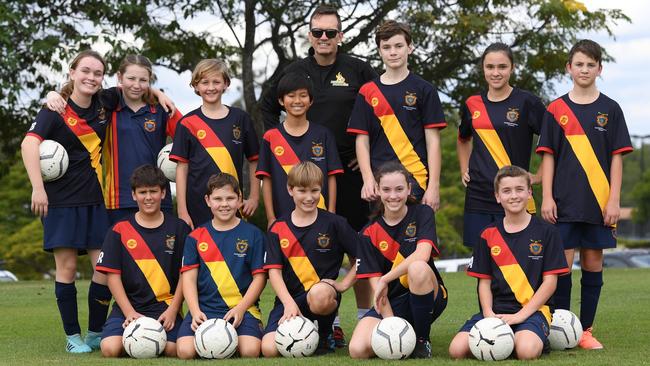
[
  {"xmin": 181, "ymin": 220, "xmax": 266, "ymax": 319},
  {"xmin": 256, "ymin": 122, "xmax": 343, "ymax": 217},
  {"xmin": 467, "ymin": 216, "xmax": 569, "ymax": 323},
  {"xmin": 347, "ymin": 73, "xmax": 446, "ymax": 197},
  {"xmin": 357, "ymin": 204, "xmax": 442, "ymax": 299},
  {"xmin": 96, "ymin": 213, "xmax": 190, "ymax": 314},
  {"xmin": 265, "ymin": 210, "xmax": 358, "ymax": 297},
  {"xmin": 459, "ymin": 88, "xmax": 546, "ymax": 213},
  {"xmin": 536, "ymin": 93, "xmax": 633, "ymax": 224},
  {"xmin": 170, "ymin": 107, "xmax": 259, "ymax": 226},
  {"xmin": 26, "ymin": 97, "xmax": 108, "ymax": 207},
  {"xmin": 103, "ymin": 89, "xmax": 182, "ymax": 210}
]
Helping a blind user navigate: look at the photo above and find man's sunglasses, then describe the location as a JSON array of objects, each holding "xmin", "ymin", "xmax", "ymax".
[{"xmin": 310, "ymin": 28, "xmax": 339, "ymax": 39}]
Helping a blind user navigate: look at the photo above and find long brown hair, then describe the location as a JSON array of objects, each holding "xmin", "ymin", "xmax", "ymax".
[
  {"xmin": 369, "ymin": 161, "xmax": 418, "ymax": 219},
  {"xmin": 118, "ymin": 54, "xmax": 156, "ymax": 105},
  {"xmin": 59, "ymin": 50, "xmax": 106, "ymax": 100}
]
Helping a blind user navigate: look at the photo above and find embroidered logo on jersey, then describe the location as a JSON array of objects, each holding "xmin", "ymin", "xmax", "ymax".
[
  {"xmin": 596, "ymin": 113, "xmax": 608, "ymax": 127},
  {"xmin": 506, "ymin": 108, "xmax": 520, "ymax": 123},
  {"xmin": 404, "ymin": 92, "xmax": 417, "ymax": 107},
  {"xmin": 67, "ymin": 117, "xmax": 78, "ymax": 126},
  {"xmin": 491, "ymin": 245, "xmax": 501, "ymax": 256},
  {"xmin": 126, "ymin": 239, "xmax": 137, "ymax": 249},
  {"xmin": 236, "ymin": 239, "xmax": 248, "ymax": 253},
  {"xmin": 165, "ymin": 235, "xmax": 175, "ymax": 251},
  {"xmin": 274, "ymin": 146, "xmax": 285, "ymax": 156},
  {"xmin": 197, "ymin": 129, "xmax": 207, "ymax": 139},
  {"xmin": 144, "ymin": 119, "xmax": 156, "ymax": 132},
  {"xmin": 472, "ymin": 111, "xmax": 481, "ymax": 119},
  {"xmin": 331, "ymin": 72, "xmax": 349, "ymax": 87},
  {"xmin": 529, "ymin": 240, "xmax": 543, "ymax": 255},
  {"xmin": 405, "ymin": 222, "xmax": 417, "ymax": 237},
  {"xmin": 198, "ymin": 242, "xmax": 209, "ymax": 252},
  {"xmin": 559, "ymin": 115, "xmax": 569, "ymax": 126},
  {"xmin": 371, "ymin": 97, "xmax": 379, "ymax": 107},
  {"xmin": 379, "ymin": 240, "xmax": 389, "ymax": 251},
  {"xmin": 311, "ymin": 142, "xmax": 324, "ymax": 157},
  {"xmin": 280, "ymin": 238, "xmax": 290, "ymax": 248},
  {"xmin": 232, "ymin": 125, "xmax": 241, "ymax": 140},
  {"xmin": 317, "ymin": 233, "xmax": 330, "ymax": 248}
]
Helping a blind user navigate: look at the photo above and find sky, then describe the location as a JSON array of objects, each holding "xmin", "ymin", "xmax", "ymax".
[{"xmin": 113, "ymin": 1, "xmax": 650, "ymax": 137}]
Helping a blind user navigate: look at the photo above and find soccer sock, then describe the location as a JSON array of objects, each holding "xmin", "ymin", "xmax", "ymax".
[
  {"xmin": 55, "ymin": 281, "xmax": 80, "ymax": 336},
  {"xmin": 357, "ymin": 308, "xmax": 370, "ymax": 320},
  {"xmin": 554, "ymin": 272, "xmax": 572, "ymax": 310},
  {"xmin": 409, "ymin": 290, "xmax": 435, "ymax": 340},
  {"xmin": 87, "ymin": 281, "xmax": 111, "ymax": 332},
  {"xmin": 580, "ymin": 269, "xmax": 603, "ymax": 329}
]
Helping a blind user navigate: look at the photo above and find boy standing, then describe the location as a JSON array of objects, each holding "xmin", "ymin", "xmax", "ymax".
[
  {"xmin": 347, "ymin": 20, "xmax": 446, "ymax": 208},
  {"xmin": 448, "ymin": 165, "xmax": 569, "ymax": 360},
  {"xmin": 537, "ymin": 39, "xmax": 633, "ymax": 349},
  {"xmin": 96, "ymin": 165, "xmax": 190, "ymax": 357}
]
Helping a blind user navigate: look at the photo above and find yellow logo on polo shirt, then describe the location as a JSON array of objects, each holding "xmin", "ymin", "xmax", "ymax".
[
  {"xmin": 491, "ymin": 245, "xmax": 501, "ymax": 256},
  {"xmin": 126, "ymin": 239, "xmax": 137, "ymax": 249},
  {"xmin": 472, "ymin": 111, "xmax": 481, "ymax": 119},
  {"xmin": 198, "ymin": 242, "xmax": 209, "ymax": 252},
  {"xmin": 371, "ymin": 97, "xmax": 379, "ymax": 107},
  {"xmin": 197, "ymin": 129, "xmax": 207, "ymax": 139},
  {"xmin": 280, "ymin": 238, "xmax": 290, "ymax": 248},
  {"xmin": 559, "ymin": 115, "xmax": 569, "ymax": 126},
  {"xmin": 67, "ymin": 117, "xmax": 78, "ymax": 126},
  {"xmin": 274, "ymin": 146, "xmax": 285, "ymax": 156},
  {"xmin": 379, "ymin": 240, "xmax": 389, "ymax": 251},
  {"xmin": 330, "ymin": 72, "xmax": 349, "ymax": 87}
]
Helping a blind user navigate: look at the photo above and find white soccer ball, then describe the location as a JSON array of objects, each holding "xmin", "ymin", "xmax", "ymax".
[
  {"xmin": 122, "ymin": 316, "xmax": 167, "ymax": 359},
  {"xmin": 275, "ymin": 316, "xmax": 319, "ymax": 357},
  {"xmin": 39, "ymin": 139, "xmax": 68, "ymax": 182},
  {"xmin": 468, "ymin": 317, "xmax": 514, "ymax": 361},
  {"xmin": 157, "ymin": 143, "xmax": 176, "ymax": 182},
  {"xmin": 194, "ymin": 318, "xmax": 239, "ymax": 359},
  {"xmin": 370, "ymin": 316, "xmax": 417, "ymax": 360},
  {"xmin": 549, "ymin": 309, "xmax": 583, "ymax": 350}
]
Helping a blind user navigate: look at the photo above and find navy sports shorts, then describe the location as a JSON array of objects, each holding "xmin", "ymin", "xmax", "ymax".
[
  {"xmin": 102, "ymin": 312, "xmax": 183, "ymax": 342},
  {"xmin": 362, "ymin": 284, "xmax": 448, "ymax": 323},
  {"xmin": 556, "ymin": 222, "xmax": 616, "ymax": 249},
  {"xmin": 463, "ymin": 211, "xmax": 504, "ymax": 248},
  {"xmin": 42, "ymin": 204, "xmax": 109, "ymax": 254},
  {"xmin": 459, "ymin": 311, "xmax": 550, "ymax": 345},
  {"xmin": 264, "ymin": 290, "xmax": 342, "ymax": 334},
  {"xmin": 177, "ymin": 310, "xmax": 263, "ymax": 339}
]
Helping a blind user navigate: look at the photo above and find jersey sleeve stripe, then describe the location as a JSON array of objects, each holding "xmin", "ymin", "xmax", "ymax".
[
  {"xmin": 255, "ymin": 170, "xmax": 271, "ymax": 178},
  {"xmin": 95, "ymin": 266, "xmax": 121, "ymax": 274},
  {"xmin": 612, "ymin": 146, "xmax": 633, "ymax": 155},
  {"xmin": 328, "ymin": 169, "xmax": 344, "ymax": 175},
  {"xmin": 26, "ymin": 132, "xmax": 44, "ymax": 141},
  {"xmin": 543, "ymin": 268, "xmax": 570, "ymax": 276},
  {"xmin": 252, "ymin": 268, "xmax": 266, "ymax": 275},
  {"xmin": 357, "ymin": 272, "xmax": 383, "ymax": 279},
  {"xmin": 346, "ymin": 128, "xmax": 368, "ymax": 135},
  {"xmin": 535, "ymin": 146, "xmax": 554, "ymax": 155},
  {"xmin": 423, "ymin": 122, "xmax": 447, "ymax": 129},
  {"xmin": 248, "ymin": 154, "xmax": 259, "ymax": 161},
  {"xmin": 169, "ymin": 154, "xmax": 189, "ymax": 163},
  {"xmin": 467, "ymin": 271, "xmax": 491, "ymax": 279},
  {"xmin": 263, "ymin": 264, "xmax": 283, "ymax": 270},
  {"xmin": 180, "ymin": 264, "xmax": 200, "ymax": 273}
]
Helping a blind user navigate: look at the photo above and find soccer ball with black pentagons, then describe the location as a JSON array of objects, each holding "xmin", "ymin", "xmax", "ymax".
[
  {"xmin": 157, "ymin": 143, "xmax": 176, "ymax": 182},
  {"xmin": 370, "ymin": 316, "xmax": 417, "ymax": 360},
  {"xmin": 122, "ymin": 316, "xmax": 167, "ymax": 358},
  {"xmin": 275, "ymin": 316, "xmax": 319, "ymax": 357},
  {"xmin": 468, "ymin": 317, "xmax": 514, "ymax": 361},
  {"xmin": 194, "ymin": 318, "xmax": 239, "ymax": 359},
  {"xmin": 39, "ymin": 140, "xmax": 69, "ymax": 182},
  {"xmin": 549, "ymin": 309, "xmax": 583, "ymax": 350}
]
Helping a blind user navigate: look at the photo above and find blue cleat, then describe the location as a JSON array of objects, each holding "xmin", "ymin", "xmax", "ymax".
[
  {"xmin": 66, "ymin": 334, "xmax": 92, "ymax": 353},
  {"xmin": 84, "ymin": 331, "xmax": 102, "ymax": 351}
]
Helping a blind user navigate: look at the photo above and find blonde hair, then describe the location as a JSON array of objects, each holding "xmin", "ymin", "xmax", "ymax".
[
  {"xmin": 190, "ymin": 59, "xmax": 231, "ymax": 95},
  {"xmin": 118, "ymin": 54, "xmax": 156, "ymax": 105},
  {"xmin": 60, "ymin": 50, "xmax": 106, "ymax": 100},
  {"xmin": 287, "ymin": 161, "xmax": 323, "ymax": 188}
]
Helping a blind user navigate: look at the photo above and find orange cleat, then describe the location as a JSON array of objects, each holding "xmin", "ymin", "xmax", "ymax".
[{"xmin": 578, "ymin": 327, "xmax": 603, "ymax": 350}]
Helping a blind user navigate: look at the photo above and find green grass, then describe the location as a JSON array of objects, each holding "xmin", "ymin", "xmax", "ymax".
[{"xmin": 1, "ymin": 269, "xmax": 649, "ymax": 365}]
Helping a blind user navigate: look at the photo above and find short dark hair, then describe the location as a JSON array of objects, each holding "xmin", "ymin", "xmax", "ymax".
[
  {"xmin": 375, "ymin": 20, "xmax": 412, "ymax": 47},
  {"xmin": 568, "ymin": 39, "xmax": 602, "ymax": 65},
  {"xmin": 310, "ymin": 4, "xmax": 341, "ymax": 31},
  {"xmin": 493, "ymin": 165, "xmax": 530, "ymax": 192},
  {"xmin": 130, "ymin": 164, "xmax": 167, "ymax": 190},
  {"xmin": 481, "ymin": 42, "xmax": 514, "ymax": 67},
  {"xmin": 205, "ymin": 172, "xmax": 241, "ymax": 197},
  {"xmin": 277, "ymin": 72, "xmax": 314, "ymax": 101}
]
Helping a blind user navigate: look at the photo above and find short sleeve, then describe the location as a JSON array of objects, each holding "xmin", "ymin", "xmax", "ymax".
[
  {"xmin": 421, "ymin": 84, "xmax": 447, "ymax": 129},
  {"xmin": 166, "ymin": 109, "xmax": 183, "ymax": 139},
  {"xmin": 542, "ymin": 225, "xmax": 569, "ymax": 275},
  {"xmin": 525, "ymin": 94, "xmax": 546, "ymax": 135},
  {"xmin": 180, "ymin": 233, "xmax": 200, "ymax": 272},
  {"xmin": 535, "ymin": 110, "xmax": 559, "ymax": 156},
  {"xmin": 609, "ymin": 103, "xmax": 633, "ymax": 155},
  {"xmin": 170, "ymin": 121, "xmax": 190, "ymax": 163},
  {"xmin": 263, "ymin": 224, "xmax": 284, "ymax": 269},
  {"xmin": 95, "ymin": 226, "xmax": 123, "ymax": 274},
  {"xmin": 346, "ymin": 92, "xmax": 372, "ymax": 135},
  {"xmin": 336, "ymin": 216, "xmax": 359, "ymax": 258},
  {"xmin": 255, "ymin": 132, "xmax": 273, "ymax": 178},
  {"xmin": 243, "ymin": 113, "xmax": 260, "ymax": 161},
  {"xmin": 466, "ymin": 230, "xmax": 492, "ymax": 279},
  {"xmin": 249, "ymin": 227, "xmax": 267, "ymax": 275},
  {"xmin": 415, "ymin": 205, "xmax": 439, "ymax": 256},
  {"xmin": 27, "ymin": 109, "xmax": 61, "ymax": 141},
  {"xmin": 458, "ymin": 102, "xmax": 473, "ymax": 141},
  {"xmin": 325, "ymin": 129, "xmax": 343, "ymax": 175},
  {"xmin": 356, "ymin": 233, "xmax": 383, "ymax": 278}
]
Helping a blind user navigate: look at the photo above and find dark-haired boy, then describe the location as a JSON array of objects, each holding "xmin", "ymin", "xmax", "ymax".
[{"xmin": 96, "ymin": 165, "xmax": 190, "ymax": 357}]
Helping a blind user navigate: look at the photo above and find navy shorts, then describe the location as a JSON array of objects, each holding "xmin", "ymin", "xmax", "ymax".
[
  {"xmin": 42, "ymin": 204, "xmax": 109, "ymax": 254},
  {"xmin": 264, "ymin": 291, "xmax": 342, "ymax": 334},
  {"xmin": 102, "ymin": 311, "xmax": 183, "ymax": 342},
  {"xmin": 177, "ymin": 311, "xmax": 263, "ymax": 339},
  {"xmin": 459, "ymin": 311, "xmax": 550, "ymax": 345},
  {"xmin": 463, "ymin": 211, "xmax": 504, "ymax": 248},
  {"xmin": 363, "ymin": 284, "xmax": 448, "ymax": 323},
  {"xmin": 556, "ymin": 222, "xmax": 616, "ymax": 249}
]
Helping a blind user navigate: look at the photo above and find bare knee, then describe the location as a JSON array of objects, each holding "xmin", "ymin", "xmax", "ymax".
[
  {"xmin": 100, "ymin": 337, "xmax": 123, "ymax": 358},
  {"xmin": 238, "ymin": 336, "xmax": 261, "ymax": 358},
  {"xmin": 164, "ymin": 342, "xmax": 177, "ymax": 358},
  {"xmin": 580, "ymin": 249, "xmax": 604, "ymax": 271},
  {"xmin": 176, "ymin": 336, "xmax": 196, "ymax": 360},
  {"xmin": 307, "ymin": 283, "xmax": 337, "ymax": 315},
  {"xmin": 407, "ymin": 260, "xmax": 436, "ymax": 293},
  {"xmin": 348, "ymin": 338, "xmax": 372, "ymax": 359},
  {"xmin": 261, "ymin": 333, "xmax": 279, "ymax": 357},
  {"xmin": 514, "ymin": 331, "xmax": 542, "ymax": 360},
  {"xmin": 448, "ymin": 332, "xmax": 471, "ymax": 360}
]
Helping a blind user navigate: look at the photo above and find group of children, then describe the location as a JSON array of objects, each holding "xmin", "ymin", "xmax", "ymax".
[{"xmin": 21, "ymin": 12, "xmax": 630, "ymax": 361}]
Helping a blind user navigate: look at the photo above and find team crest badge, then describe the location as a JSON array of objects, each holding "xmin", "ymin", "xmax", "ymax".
[
  {"xmin": 506, "ymin": 108, "xmax": 520, "ymax": 122},
  {"xmin": 529, "ymin": 240, "xmax": 543, "ymax": 255},
  {"xmin": 126, "ymin": 239, "xmax": 137, "ymax": 249},
  {"xmin": 491, "ymin": 245, "xmax": 501, "ymax": 256},
  {"xmin": 280, "ymin": 238, "xmax": 290, "ymax": 248},
  {"xmin": 311, "ymin": 142, "xmax": 324, "ymax": 157},
  {"xmin": 596, "ymin": 113, "xmax": 608, "ymax": 127},
  {"xmin": 198, "ymin": 242, "xmax": 209, "ymax": 252},
  {"xmin": 405, "ymin": 222, "xmax": 417, "ymax": 237},
  {"xmin": 371, "ymin": 97, "xmax": 379, "ymax": 107},
  {"xmin": 197, "ymin": 129, "xmax": 207, "ymax": 139},
  {"xmin": 143, "ymin": 119, "xmax": 156, "ymax": 132},
  {"xmin": 330, "ymin": 72, "xmax": 349, "ymax": 86},
  {"xmin": 472, "ymin": 110, "xmax": 481, "ymax": 119},
  {"xmin": 67, "ymin": 117, "xmax": 78, "ymax": 126},
  {"xmin": 274, "ymin": 146, "xmax": 285, "ymax": 156},
  {"xmin": 165, "ymin": 235, "xmax": 175, "ymax": 251},
  {"xmin": 404, "ymin": 92, "xmax": 417, "ymax": 106},
  {"xmin": 379, "ymin": 240, "xmax": 389, "ymax": 252},
  {"xmin": 232, "ymin": 125, "xmax": 241, "ymax": 140},
  {"xmin": 236, "ymin": 239, "xmax": 249, "ymax": 253},
  {"xmin": 559, "ymin": 115, "xmax": 569, "ymax": 126},
  {"xmin": 317, "ymin": 233, "xmax": 330, "ymax": 248}
]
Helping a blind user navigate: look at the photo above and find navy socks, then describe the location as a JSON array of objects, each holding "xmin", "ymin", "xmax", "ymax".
[
  {"xmin": 409, "ymin": 290, "xmax": 435, "ymax": 340},
  {"xmin": 87, "ymin": 281, "xmax": 111, "ymax": 333},
  {"xmin": 554, "ymin": 272, "xmax": 573, "ymax": 310},
  {"xmin": 580, "ymin": 269, "xmax": 603, "ymax": 329},
  {"xmin": 55, "ymin": 281, "xmax": 80, "ymax": 336}
]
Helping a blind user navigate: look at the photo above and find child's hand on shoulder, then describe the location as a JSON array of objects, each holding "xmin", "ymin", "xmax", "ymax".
[
  {"xmin": 224, "ymin": 305, "xmax": 246, "ymax": 328},
  {"xmin": 191, "ymin": 311, "xmax": 208, "ymax": 331}
]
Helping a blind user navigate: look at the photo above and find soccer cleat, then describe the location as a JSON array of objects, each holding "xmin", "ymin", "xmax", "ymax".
[
  {"xmin": 314, "ymin": 334, "xmax": 335, "ymax": 356},
  {"xmin": 65, "ymin": 334, "xmax": 92, "ymax": 353},
  {"xmin": 333, "ymin": 326, "xmax": 347, "ymax": 348},
  {"xmin": 578, "ymin": 327, "xmax": 603, "ymax": 350},
  {"xmin": 410, "ymin": 338, "xmax": 432, "ymax": 359},
  {"xmin": 84, "ymin": 330, "xmax": 102, "ymax": 350}
]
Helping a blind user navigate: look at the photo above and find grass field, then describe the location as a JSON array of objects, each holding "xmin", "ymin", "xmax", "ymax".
[{"xmin": 1, "ymin": 269, "xmax": 649, "ymax": 365}]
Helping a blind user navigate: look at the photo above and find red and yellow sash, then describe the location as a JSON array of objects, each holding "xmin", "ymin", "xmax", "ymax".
[
  {"xmin": 191, "ymin": 228, "xmax": 261, "ymax": 319},
  {"xmin": 364, "ymin": 223, "xmax": 408, "ymax": 289},
  {"xmin": 467, "ymin": 96, "xmax": 536, "ymax": 213},
  {"xmin": 182, "ymin": 115, "xmax": 238, "ymax": 181},
  {"xmin": 115, "ymin": 221, "xmax": 173, "ymax": 305},
  {"xmin": 271, "ymin": 221, "xmax": 320, "ymax": 292},
  {"xmin": 549, "ymin": 99, "xmax": 609, "ymax": 215},
  {"xmin": 264, "ymin": 129, "xmax": 326, "ymax": 209},
  {"xmin": 482, "ymin": 227, "xmax": 551, "ymax": 323},
  {"xmin": 62, "ymin": 107, "xmax": 103, "ymax": 189},
  {"xmin": 103, "ymin": 112, "xmax": 119, "ymax": 208},
  {"xmin": 361, "ymin": 82, "xmax": 428, "ymax": 190}
]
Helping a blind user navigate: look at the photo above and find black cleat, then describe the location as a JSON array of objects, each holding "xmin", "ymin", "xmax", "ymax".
[
  {"xmin": 314, "ymin": 335, "xmax": 335, "ymax": 356},
  {"xmin": 410, "ymin": 338, "xmax": 432, "ymax": 359}
]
